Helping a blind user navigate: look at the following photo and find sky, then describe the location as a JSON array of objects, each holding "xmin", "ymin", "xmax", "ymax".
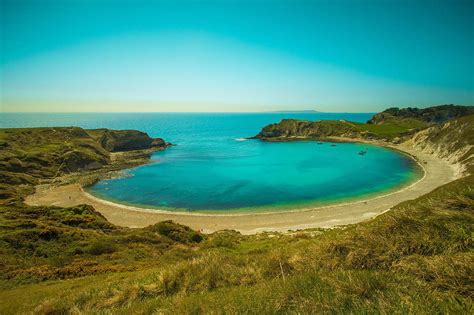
[{"xmin": 0, "ymin": 0, "xmax": 473, "ymax": 112}]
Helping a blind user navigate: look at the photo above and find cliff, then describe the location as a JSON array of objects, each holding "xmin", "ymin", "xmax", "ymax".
[
  {"xmin": 252, "ymin": 117, "xmax": 424, "ymax": 141},
  {"xmin": 86, "ymin": 128, "xmax": 168, "ymax": 152},
  {"xmin": 254, "ymin": 105, "xmax": 473, "ymax": 142},
  {"xmin": 402, "ymin": 115, "xmax": 474, "ymax": 174}
]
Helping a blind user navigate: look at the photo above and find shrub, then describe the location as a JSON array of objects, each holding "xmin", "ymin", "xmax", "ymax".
[{"xmin": 86, "ymin": 239, "xmax": 117, "ymax": 255}]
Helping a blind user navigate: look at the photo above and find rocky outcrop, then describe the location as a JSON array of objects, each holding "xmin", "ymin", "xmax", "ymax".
[
  {"xmin": 86, "ymin": 129, "xmax": 169, "ymax": 152},
  {"xmin": 252, "ymin": 119, "xmax": 376, "ymax": 141},
  {"xmin": 368, "ymin": 104, "xmax": 474, "ymax": 125}
]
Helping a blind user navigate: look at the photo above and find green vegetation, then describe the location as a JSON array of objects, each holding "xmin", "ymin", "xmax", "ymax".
[
  {"xmin": 0, "ymin": 108, "xmax": 473, "ymax": 313},
  {"xmin": 352, "ymin": 118, "xmax": 428, "ymax": 137},
  {"xmin": 0, "ymin": 202, "xmax": 203, "ymax": 289},
  {"xmin": 0, "ymin": 175, "xmax": 472, "ymax": 313},
  {"xmin": 254, "ymin": 105, "xmax": 474, "ymax": 141},
  {"xmin": 368, "ymin": 104, "xmax": 474, "ymax": 125}
]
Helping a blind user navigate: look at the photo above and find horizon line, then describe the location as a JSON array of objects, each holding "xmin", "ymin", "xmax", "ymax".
[{"xmin": 1, "ymin": 110, "xmax": 377, "ymax": 114}]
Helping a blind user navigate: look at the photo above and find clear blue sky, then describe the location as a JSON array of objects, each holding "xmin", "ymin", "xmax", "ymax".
[{"xmin": 1, "ymin": 0, "xmax": 473, "ymax": 112}]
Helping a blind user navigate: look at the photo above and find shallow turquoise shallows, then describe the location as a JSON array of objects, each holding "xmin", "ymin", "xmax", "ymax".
[{"xmin": 1, "ymin": 112, "xmax": 421, "ymax": 212}]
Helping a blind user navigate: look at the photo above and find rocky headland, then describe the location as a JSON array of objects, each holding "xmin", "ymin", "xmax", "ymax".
[{"xmin": 0, "ymin": 127, "xmax": 171, "ymax": 204}]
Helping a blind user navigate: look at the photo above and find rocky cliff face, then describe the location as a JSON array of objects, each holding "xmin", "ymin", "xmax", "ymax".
[
  {"xmin": 86, "ymin": 129, "xmax": 168, "ymax": 152},
  {"xmin": 368, "ymin": 104, "xmax": 474, "ymax": 125},
  {"xmin": 252, "ymin": 119, "xmax": 373, "ymax": 141},
  {"xmin": 402, "ymin": 115, "xmax": 473, "ymax": 174}
]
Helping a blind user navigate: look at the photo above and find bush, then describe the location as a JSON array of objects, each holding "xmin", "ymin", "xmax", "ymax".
[
  {"xmin": 86, "ymin": 239, "xmax": 117, "ymax": 255},
  {"xmin": 147, "ymin": 220, "xmax": 203, "ymax": 243}
]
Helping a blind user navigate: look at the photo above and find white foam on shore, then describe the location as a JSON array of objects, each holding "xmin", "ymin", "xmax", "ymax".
[{"xmin": 235, "ymin": 138, "xmax": 247, "ymax": 141}]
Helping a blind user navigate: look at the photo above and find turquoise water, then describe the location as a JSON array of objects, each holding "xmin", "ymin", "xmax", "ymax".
[{"xmin": 1, "ymin": 112, "xmax": 421, "ymax": 212}]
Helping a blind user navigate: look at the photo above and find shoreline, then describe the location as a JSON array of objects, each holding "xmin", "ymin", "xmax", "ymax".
[
  {"xmin": 25, "ymin": 141, "xmax": 459, "ymax": 234},
  {"xmin": 82, "ymin": 141, "xmax": 424, "ymax": 215},
  {"xmin": 81, "ymin": 159, "xmax": 423, "ymax": 216}
]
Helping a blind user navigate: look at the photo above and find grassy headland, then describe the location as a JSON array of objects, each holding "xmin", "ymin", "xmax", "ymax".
[
  {"xmin": 253, "ymin": 104, "xmax": 474, "ymax": 141},
  {"xmin": 0, "ymin": 105, "xmax": 473, "ymax": 313},
  {"xmin": 0, "ymin": 127, "xmax": 170, "ymax": 204}
]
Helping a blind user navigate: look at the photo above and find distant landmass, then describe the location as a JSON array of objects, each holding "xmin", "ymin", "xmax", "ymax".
[{"xmin": 269, "ymin": 109, "xmax": 321, "ymax": 113}]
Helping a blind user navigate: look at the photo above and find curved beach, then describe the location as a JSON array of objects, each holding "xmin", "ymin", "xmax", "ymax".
[{"xmin": 25, "ymin": 143, "xmax": 459, "ymax": 234}]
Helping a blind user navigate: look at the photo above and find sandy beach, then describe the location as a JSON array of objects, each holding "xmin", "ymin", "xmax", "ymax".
[{"xmin": 25, "ymin": 143, "xmax": 459, "ymax": 234}]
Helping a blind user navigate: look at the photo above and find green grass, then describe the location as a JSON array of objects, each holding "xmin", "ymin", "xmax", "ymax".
[
  {"xmin": 0, "ymin": 175, "xmax": 472, "ymax": 314},
  {"xmin": 352, "ymin": 118, "xmax": 428, "ymax": 137}
]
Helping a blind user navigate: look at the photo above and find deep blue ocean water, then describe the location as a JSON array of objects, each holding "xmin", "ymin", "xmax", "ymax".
[{"xmin": 1, "ymin": 112, "xmax": 420, "ymax": 212}]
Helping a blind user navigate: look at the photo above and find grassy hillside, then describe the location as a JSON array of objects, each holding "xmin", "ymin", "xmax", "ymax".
[
  {"xmin": 0, "ymin": 175, "xmax": 472, "ymax": 313},
  {"xmin": 352, "ymin": 118, "xmax": 428, "ymax": 137},
  {"xmin": 0, "ymin": 203, "xmax": 203, "ymax": 287},
  {"xmin": 0, "ymin": 111, "xmax": 473, "ymax": 314}
]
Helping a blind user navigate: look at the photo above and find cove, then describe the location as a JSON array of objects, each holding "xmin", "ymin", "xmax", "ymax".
[
  {"xmin": 2, "ymin": 112, "xmax": 422, "ymax": 213},
  {"xmin": 87, "ymin": 140, "xmax": 422, "ymax": 212}
]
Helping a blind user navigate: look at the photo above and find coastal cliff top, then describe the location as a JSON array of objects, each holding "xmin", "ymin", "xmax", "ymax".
[
  {"xmin": 253, "ymin": 105, "xmax": 474, "ymax": 142},
  {"xmin": 368, "ymin": 104, "xmax": 474, "ymax": 125}
]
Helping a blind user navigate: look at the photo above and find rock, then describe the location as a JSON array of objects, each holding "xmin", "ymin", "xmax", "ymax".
[
  {"xmin": 253, "ymin": 119, "xmax": 361, "ymax": 140},
  {"xmin": 86, "ymin": 129, "xmax": 169, "ymax": 152},
  {"xmin": 60, "ymin": 150, "xmax": 109, "ymax": 173},
  {"xmin": 392, "ymin": 137, "xmax": 402, "ymax": 144}
]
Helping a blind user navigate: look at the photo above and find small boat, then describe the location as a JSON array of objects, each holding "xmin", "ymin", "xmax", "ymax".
[
  {"xmin": 317, "ymin": 142, "xmax": 323, "ymax": 145},
  {"xmin": 358, "ymin": 150, "xmax": 367, "ymax": 155},
  {"xmin": 330, "ymin": 144, "xmax": 337, "ymax": 147}
]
